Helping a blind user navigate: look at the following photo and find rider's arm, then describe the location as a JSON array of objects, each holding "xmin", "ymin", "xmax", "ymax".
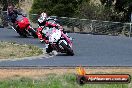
[
  {"xmin": 14, "ymin": 9, "xmax": 27, "ymax": 17},
  {"xmin": 13, "ymin": 9, "xmax": 22, "ymax": 15},
  {"xmin": 46, "ymin": 21, "xmax": 60, "ymax": 27}
]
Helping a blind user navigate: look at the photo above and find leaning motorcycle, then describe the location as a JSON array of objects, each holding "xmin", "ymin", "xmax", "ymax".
[
  {"xmin": 11, "ymin": 15, "xmax": 37, "ymax": 38},
  {"xmin": 43, "ymin": 27, "xmax": 74, "ymax": 56}
]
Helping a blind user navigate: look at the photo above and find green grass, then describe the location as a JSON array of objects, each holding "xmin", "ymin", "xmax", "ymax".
[{"xmin": 0, "ymin": 74, "xmax": 130, "ymax": 88}]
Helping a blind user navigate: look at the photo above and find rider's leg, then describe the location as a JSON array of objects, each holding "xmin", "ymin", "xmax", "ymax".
[{"xmin": 37, "ymin": 27, "xmax": 44, "ymax": 42}]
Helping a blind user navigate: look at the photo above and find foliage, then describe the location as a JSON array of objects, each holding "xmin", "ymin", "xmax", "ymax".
[
  {"xmin": 1, "ymin": 0, "xmax": 132, "ymax": 22},
  {"xmin": 30, "ymin": 0, "xmax": 132, "ymax": 22},
  {"xmin": 30, "ymin": 0, "xmax": 83, "ymax": 17},
  {"xmin": 100, "ymin": 0, "xmax": 132, "ymax": 22},
  {"xmin": 76, "ymin": 1, "xmax": 114, "ymax": 21},
  {"xmin": 0, "ymin": 0, "xmax": 19, "ymax": 11},
  {"xmin": 30, "ymin": 0, "xmax": 111, "ymax": 20}
]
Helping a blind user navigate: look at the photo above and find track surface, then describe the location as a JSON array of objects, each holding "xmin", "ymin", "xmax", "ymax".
[{"xmin": 0, "ymin": 28, "xmax": 132, "ymax": 66}]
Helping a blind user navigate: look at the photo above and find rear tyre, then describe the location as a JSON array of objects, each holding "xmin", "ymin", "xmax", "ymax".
[{"xmin": 60, "ymin": 42, "xmax": 74, "ymax": 56}]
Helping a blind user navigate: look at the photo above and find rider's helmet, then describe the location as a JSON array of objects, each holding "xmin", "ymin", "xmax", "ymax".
[
  {"xmin": 7, "ymin": 4, "xmax": 14, "ymax": 13},
  {"xmin": 38, "ymin": 12, "xmax": 47, "ymax": 23},
  {"xmin": 41, "ymin": 12, "xmax": 47, "ymax": 18}
]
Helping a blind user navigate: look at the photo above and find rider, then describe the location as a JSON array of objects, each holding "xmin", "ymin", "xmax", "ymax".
[
  {"xmin": 7, "ymin": 4, "xmax": 23, "ymax": 28},
  {"xmin": 37, "ymin": 12, "xmax": 63, "ymax": 43}
]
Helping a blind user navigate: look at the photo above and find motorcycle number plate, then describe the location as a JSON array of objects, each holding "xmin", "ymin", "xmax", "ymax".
[{"xmin": 49, "ymin": 30, "xmax": 61, "ymax": 43}]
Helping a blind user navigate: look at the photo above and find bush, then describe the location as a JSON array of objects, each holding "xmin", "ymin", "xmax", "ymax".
[
  {"xmin": 76, "ymin": 1, "xmax": 115, "ymax": 21},
  {"xmin": 29, "ymin": 14, "xmax": 39, "ymax": 23},
  {"xmin": 30, "ymin": 0, "xmax": 80, "ymax": 17}
]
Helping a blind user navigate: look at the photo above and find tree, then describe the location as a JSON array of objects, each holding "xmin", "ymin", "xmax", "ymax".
[
  {"xmin": 100, "ymin": 0, "xmax": 114, "ymax": 7},
  {"xmin": 100, "ymin": 0, "xmax": 132, "ymax": 22},
  {"xmin": 76, "ymin": 1, "xmax": 114, "ymax": 20},
  {"xmin": 30, "ymin": 0, "xmax": 82, "ymax": 17}
]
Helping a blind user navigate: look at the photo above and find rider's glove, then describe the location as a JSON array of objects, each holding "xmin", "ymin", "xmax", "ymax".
[{"xmin": 45, "ymin": 40, "xmax": 49, "ymax": 44}]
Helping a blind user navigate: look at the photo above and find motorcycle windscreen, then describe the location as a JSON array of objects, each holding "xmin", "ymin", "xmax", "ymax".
[{"xmin": 16, "ymin": 15, "xmax": 24, "ymax": 22}]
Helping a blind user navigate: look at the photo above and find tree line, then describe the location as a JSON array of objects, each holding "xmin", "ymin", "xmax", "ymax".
[
  {"xmin": 30, "ymin": 0, "xmax": 132, "ymax": 22},
  {"xmin": 0, "ymin": 0, "xmax": 132, "ymax": 22}
]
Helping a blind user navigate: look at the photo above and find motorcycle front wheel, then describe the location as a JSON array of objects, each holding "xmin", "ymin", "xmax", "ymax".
[
  {"xmin": 60, "ymin": 41, "xmax": 74, "ymax": 56},
  {"xmin": 28, "ymin": 28, "xmax": 38, "ymax": 38},
  {"xmin": 15, "ymin": 26, "xmax": 28, "ymax": 38},
  {"xmin": 46, "ymin": 44, "xmax": 53, "ymax": 53}
]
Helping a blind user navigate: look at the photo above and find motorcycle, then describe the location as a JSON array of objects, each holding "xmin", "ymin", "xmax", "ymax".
[
  {"xmin": 43, "ymin": 27, "xmax": 74, "ymax": 56},
  {"xmin": 11, "ymin": 15, "xmax": 37, "ymax": 38}
]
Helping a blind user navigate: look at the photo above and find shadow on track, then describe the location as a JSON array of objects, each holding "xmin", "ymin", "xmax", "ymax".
[
  {"xmin": 8, "ymin": 35, "xmax": 33, "ymax": 38},
  {"xmin": 56, "ymin": 53, "xmax": 75, "ymax": 56}
]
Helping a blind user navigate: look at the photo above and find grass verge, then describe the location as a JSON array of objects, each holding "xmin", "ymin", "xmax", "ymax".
[
  {"xmin": 0, "ymin": 73, "xmax": 129, "ymax": 88},
  {"xmin": 0, "ymin": 68, "xmax": 131, "ymax": 88},
  {"xmin": 0, "ymin": 41, "xmax": 43, "ymax": 59}
]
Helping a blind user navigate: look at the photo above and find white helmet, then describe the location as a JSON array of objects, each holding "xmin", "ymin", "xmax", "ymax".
[
  {"xmin": 41, "ymin": 12, "xmax": 47, "ymax": 18},
  {"xmin": 38, "ymin": 12, "xmax": 47, "ymax": 23}
]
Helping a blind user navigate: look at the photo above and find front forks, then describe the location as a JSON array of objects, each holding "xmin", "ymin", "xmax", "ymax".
[{"xmin": 61, "ymin": 32, "xmax": 73, "ymax": 48}]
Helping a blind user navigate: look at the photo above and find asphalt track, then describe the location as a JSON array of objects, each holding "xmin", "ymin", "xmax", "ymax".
[{"xmin": 0, "ymin": 28, "xmax": 132, "ymax": 66}]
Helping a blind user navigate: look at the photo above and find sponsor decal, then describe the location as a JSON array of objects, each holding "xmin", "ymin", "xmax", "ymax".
[{"xmin": 76, "ymin": 67, "xmax": 131, "ymax": 85}]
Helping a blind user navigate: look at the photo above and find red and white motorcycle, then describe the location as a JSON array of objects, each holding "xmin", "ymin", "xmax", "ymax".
[{"xmin": 43, "ymin": 27, "xmax": 74, "ymax": 56}]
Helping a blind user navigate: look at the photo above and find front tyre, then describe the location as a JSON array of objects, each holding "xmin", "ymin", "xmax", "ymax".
[
  {"xmin": 28, "ymin": 28, "xmax": 38, "ymax": 38},
  {"xmin": 15, "ymin": 26, "xmax": 28, "ymax": 38},
  {"xmin": 60, "ymin": 42, "xmax": 74, "ymax": 56},
  {"xmin": 46, "ymin": 44, "xmax": 53, "ymax": 53}
]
